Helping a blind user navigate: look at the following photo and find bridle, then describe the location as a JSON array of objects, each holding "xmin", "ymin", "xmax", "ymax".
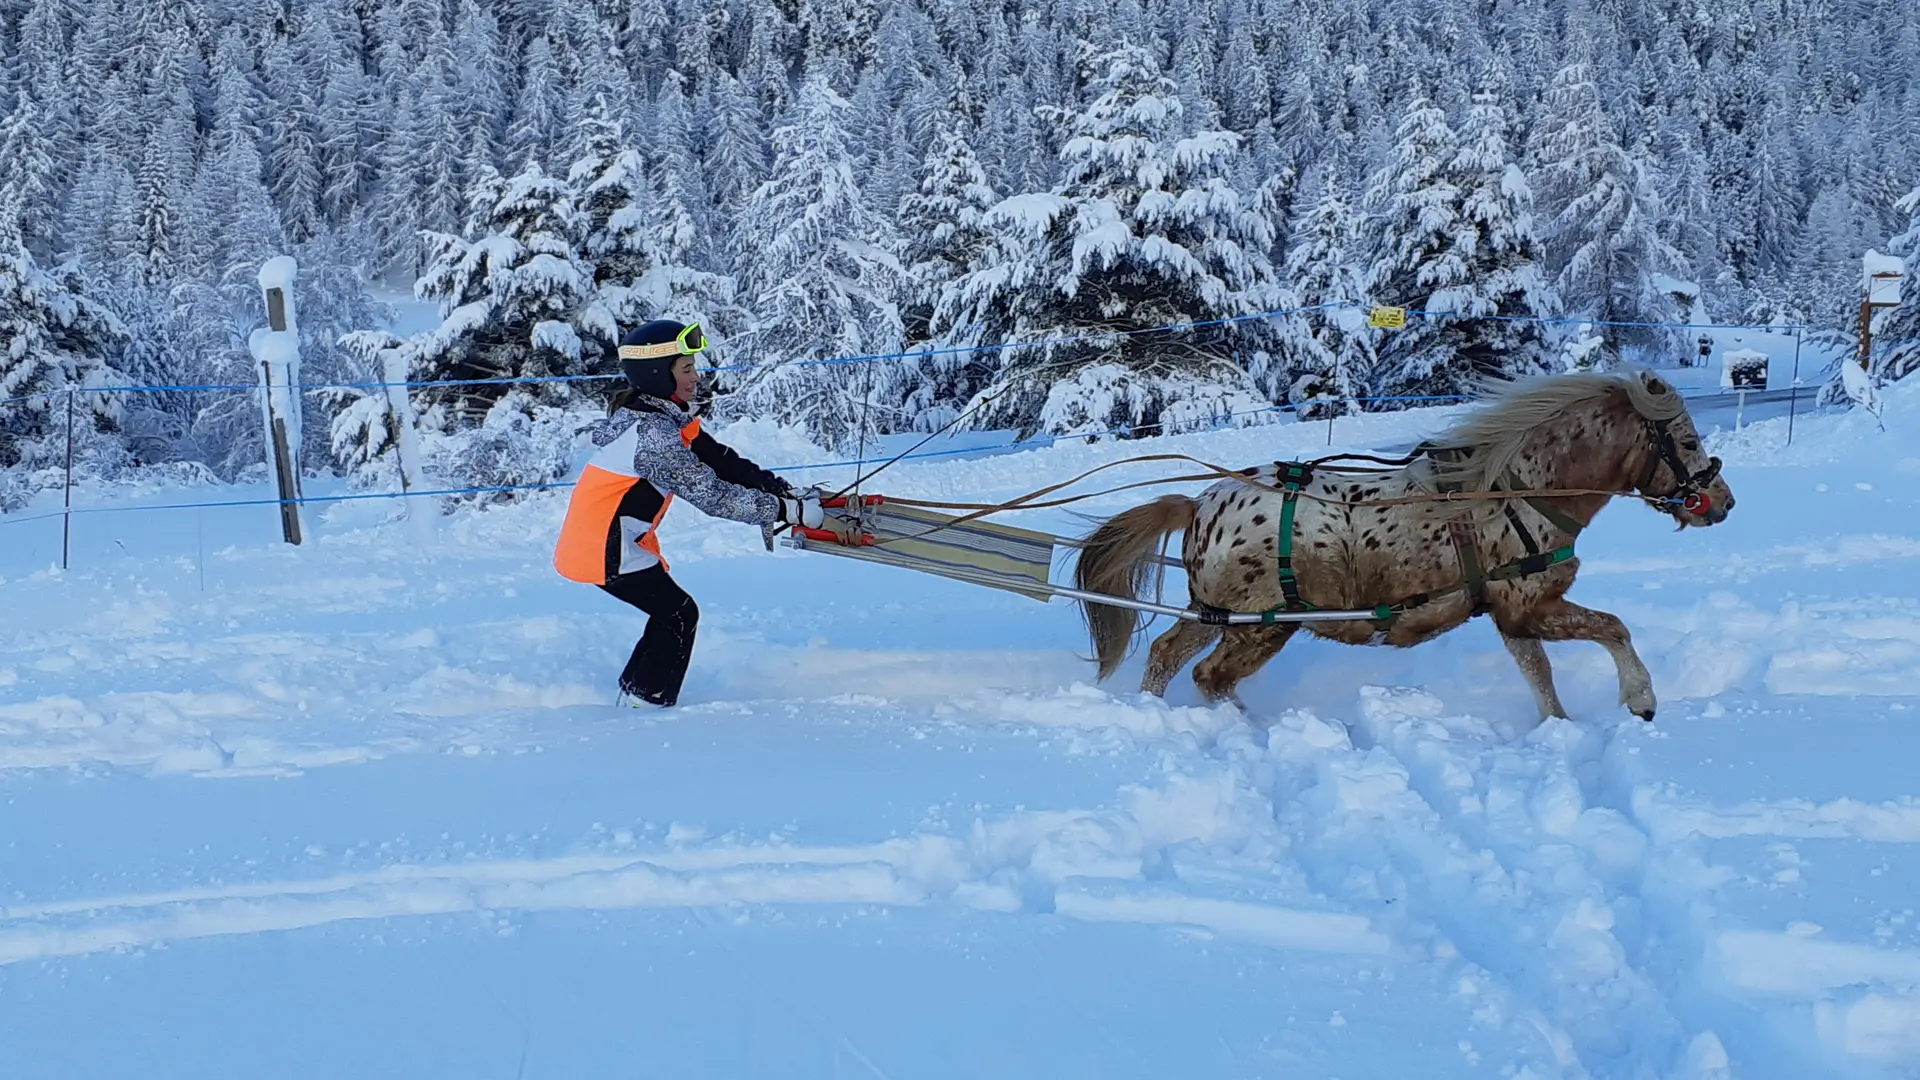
[{"xmin": 1641, "ymin": 415, "xmax": 1723, "ymax": 517}]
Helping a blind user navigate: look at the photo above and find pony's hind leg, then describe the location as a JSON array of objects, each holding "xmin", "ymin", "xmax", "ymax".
[
  {"xmin": 1499, "ymin": 631, "xmax": 1569, "ymax": 721},
  {"xmin": 1520, "ymin": 598, "xmax": 1656, "ymax": 721},
  {"xmin": 1192, "ymin": 624, "xmax": 1298, "ymax": 705},
  {"xmin": 1143, "ymin": 620, "xmax": 1222, "ymax": 697}
]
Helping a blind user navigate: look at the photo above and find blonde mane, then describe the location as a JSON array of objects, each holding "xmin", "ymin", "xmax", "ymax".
[{"xmin": 1416, "ymin": 370, "xmax": 1687, "ymax": 513}]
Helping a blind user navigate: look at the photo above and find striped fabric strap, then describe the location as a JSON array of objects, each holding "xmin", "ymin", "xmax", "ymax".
[{"xmin": 619, "ymin": 341, "xmax": 681, "ymax": 360}]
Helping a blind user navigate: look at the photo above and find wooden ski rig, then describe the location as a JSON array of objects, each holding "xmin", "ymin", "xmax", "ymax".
[{"xmin": 783, "ymin": 494, "xmax": 1406, "ymax": 627}]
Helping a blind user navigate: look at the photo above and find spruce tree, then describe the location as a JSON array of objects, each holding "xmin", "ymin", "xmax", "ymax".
[
  {"xmin": 411, "ymin": 161, "xmax": 599, "ymax": 422},
  {"xmin": 1355, "ymin": 95, "xmax": 1472, "ymax": 400},
  {"xmin": 1528, "ymin": 60, "xmax": 1686, "ymax": 364},
  {"xmin": 1270, "ymin": 167, "xmax": 1374, "ymax": 415},
  {"xmin": 719, "ymin": 74, "xmax": 906, "ymax": 449},
  {"xmin": 1879, "ymin": 183, "xmax": 1920, "ymax": 384},
  {"xmin": 896, "ymin": 106, "xmax": 999, "ymax": 430},
  {"xmin": 0, "ymin": 90, "xmax": 58, "ymax": 261},
  {"xmin": 933, "ymin": 43, "xmax": 1281, "ymax": 439},
  {"xmin": 0, "ymin": 190, "xmax": 128, "ymax": 483}
]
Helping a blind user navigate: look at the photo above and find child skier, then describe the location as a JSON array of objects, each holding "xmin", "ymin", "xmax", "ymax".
[{"xmin": 553, "ymin": 318, "xmax": 854, "ymax": 707}]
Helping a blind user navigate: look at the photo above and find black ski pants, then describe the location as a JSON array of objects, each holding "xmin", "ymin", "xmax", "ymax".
[{"xmin": 600, "ymin": 566, "xmax": 699, "ymax": 707}]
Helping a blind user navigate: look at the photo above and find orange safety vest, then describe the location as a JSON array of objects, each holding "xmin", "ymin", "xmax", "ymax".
[{"xmin": 553, "ymin": 416, "xmax": 702, "ymax": 584}]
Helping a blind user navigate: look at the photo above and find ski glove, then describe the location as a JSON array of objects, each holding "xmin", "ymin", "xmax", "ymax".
[
  {"xmin": 778, "ymin": 494, "xmax": 826, "ymax": 529},
  {"xmin": 776, "ymin": 493, "xmax": 862, "ymax": 544}
]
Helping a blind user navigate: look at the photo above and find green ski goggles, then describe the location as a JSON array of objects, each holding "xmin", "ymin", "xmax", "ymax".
[{"xmin": 617, "ymin": 322, "xmax": 708, "ymax": 361}]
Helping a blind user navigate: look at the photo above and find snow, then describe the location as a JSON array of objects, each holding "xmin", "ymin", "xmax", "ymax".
[
  {"xmin": 1840, "ymin": 359, "xmax": 1884, "ymax": 421},
  {"xmin": 1720, "ymin": 348, "xmax": 1769, "ymax": 388},
  {"xmin": 256, "ymin": 254, "xmax": 298, "ymax": 296},
  {"xmin": 4, "ymin": 381, "xmax": 1920, "ymax": 1077},
  {"xmin": 1862, "ymin": 250, "xmax": 1903, "ymax": 306}
]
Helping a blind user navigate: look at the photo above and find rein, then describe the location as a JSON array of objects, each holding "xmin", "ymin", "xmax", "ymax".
[
  {"xmin": 869, "ymin": 451, "xmax": 1665, "ymax": 544},
  {"xmin": 814, "ymin": 389, "xmax": 1721, "ymax": 636}
]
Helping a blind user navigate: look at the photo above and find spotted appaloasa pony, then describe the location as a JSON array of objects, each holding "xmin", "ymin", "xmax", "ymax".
[{"xmin": 1072, "ymin": 370, "xmax": 1735, "ymax": 722}]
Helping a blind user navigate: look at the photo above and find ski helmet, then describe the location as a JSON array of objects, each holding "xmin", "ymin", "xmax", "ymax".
[{"xmin": 617, "ymin": 319, "xmax": 707, "ymax": 398}]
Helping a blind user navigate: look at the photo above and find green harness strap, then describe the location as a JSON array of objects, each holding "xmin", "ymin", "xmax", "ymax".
[
  {"xmin": 1487, "ymin": 544, "xmax": 1577, "ymax": 581},
  {"xmin": 1255, "ymin": 464, "xmax": 1581, "ymax": 634},
  {"xmin": 1450, "ymin": 521, "xmax": 1489, "ymax": 614},
  {"xmin": 1524, "ymin": 497, "xmax": 1585, "ymax": 537},
  {"xmin": 1273, "ymin": 462, "xmax": 1316, "ymax": 613}
]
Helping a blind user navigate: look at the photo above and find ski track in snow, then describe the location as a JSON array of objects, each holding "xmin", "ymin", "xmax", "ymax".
[{"xmin": 5, "ymin": 389, "xmax": 1920, "ymax": 1077}]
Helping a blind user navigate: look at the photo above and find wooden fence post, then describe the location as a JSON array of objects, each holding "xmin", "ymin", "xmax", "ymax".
[{"xmin": 248, "ymin": 257, "xmax": 305, "ymax": 545}]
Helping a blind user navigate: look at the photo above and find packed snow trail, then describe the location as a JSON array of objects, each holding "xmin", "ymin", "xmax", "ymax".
[{"xmin": 3, "ymin": 388, "xmax": 1919, "ymax": 1078}]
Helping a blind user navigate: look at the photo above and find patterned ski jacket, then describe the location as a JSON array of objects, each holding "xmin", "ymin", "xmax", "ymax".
[{"xmin": 553, "ymin": 397, "xmax": 788, "ymax": 584}]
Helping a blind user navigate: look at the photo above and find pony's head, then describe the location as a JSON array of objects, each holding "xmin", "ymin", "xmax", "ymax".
[
  {"xmin": 1422, "ymin": 370, "xmax": 1735, "ymax": 528},
  {"xmin": 1627, "ymin": 372, "xmax": 1734, "ymax": 528}
]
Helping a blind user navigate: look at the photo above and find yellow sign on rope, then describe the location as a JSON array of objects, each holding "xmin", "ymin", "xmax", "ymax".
[{"xmin": 1369, "ymin": 305, "xmax": 1407, "ymax": 329}]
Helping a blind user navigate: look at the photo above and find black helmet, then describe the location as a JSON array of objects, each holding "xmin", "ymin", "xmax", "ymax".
[{"xmin": 617, "ymin": 319, "xmax": 707, "ymax": 398}]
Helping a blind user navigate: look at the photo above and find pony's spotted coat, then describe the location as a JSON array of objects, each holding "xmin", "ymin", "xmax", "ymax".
[{"xmin": 1074, "ymin": 371, "xmax": 1737, "ymax": 721}]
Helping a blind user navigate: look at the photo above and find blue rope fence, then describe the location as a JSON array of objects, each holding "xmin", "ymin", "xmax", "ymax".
[
  {"xmin": 11, "ymin": 377, "xmax": 1816, "ymax": 533},
  {"xmin": 0, "ymin": 301, "xmax": 1810, "ymax": 409},
  {"xmin": 0, "ymin": 390, "xmax": 1487, "ymax": 528},
  {"xmin": 0, "ymin": 300, "xmax": 1820, "ymax": 537}
]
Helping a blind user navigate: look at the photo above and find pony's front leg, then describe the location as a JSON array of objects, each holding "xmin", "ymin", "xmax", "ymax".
[
  {"xmin": 1143, "ymin": 620, "xmax": 1222, "ymax": 697},
  {"xmin": 1521, "ymin": 598, "xmax": 1657, "ymax": 721},
  {"xmin": 1499, "ymin": 631, "xmax": 1569, "ymax": 721}
]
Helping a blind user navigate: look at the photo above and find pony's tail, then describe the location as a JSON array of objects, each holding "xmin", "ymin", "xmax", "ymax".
[{"xmin": 1073, "ymin": 495, "xmax": 1197, "ymax": 680}]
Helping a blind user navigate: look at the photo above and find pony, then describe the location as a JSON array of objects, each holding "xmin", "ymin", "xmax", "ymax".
[{"xmin": 1072, "ymin": 370, "xmax": 1735, "ymax": 721}]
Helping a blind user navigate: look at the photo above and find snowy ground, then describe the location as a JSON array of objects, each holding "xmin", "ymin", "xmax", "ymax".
[{"xmin": 4, "ymin": 385, "xmax": 1920, "ymax": 1079}]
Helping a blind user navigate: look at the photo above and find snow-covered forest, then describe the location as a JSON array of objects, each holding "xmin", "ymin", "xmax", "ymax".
[{"xmin": 2, "ymin": 0, "xmax": 1919, "ymax": 495}]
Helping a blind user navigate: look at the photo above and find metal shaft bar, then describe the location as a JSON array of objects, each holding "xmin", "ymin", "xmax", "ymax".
[
  {"xmin": 906, "ymin": 557, "xmax": 1382, "ymax": 625},
  {"xmin": 62, "ymin": 389, "xmax": 74, "ymax": 570}
]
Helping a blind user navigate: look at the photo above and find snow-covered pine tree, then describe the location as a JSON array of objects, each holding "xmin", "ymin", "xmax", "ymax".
[
  {"xmin": 931, "ymin": 42, "xmax": 1281, "ymax": 440},
  {"xmin": 373, "ymin": 11, "xmax": 468, "ymax": 276},
  {"xmin": 1528, "ymin": 60, "xmax": 1687, "ymax": 365},
  {"xmin": 742, "ymin": 4, "xmax": 795, "ymax": 115},
  {"xmin": 197, "ymin": 35, "xmax": 286, "ymax": 282},
  {"xmin": 63, "ymin": 149, "xmax": 138, "ymax": 286},
  {"xmin": 1267, "ymin": 166, "xmax": 1373, "ymax": 417},
  {"xmin": 635, "ymin": 74, "xmax": 736, "ymax": 335},
  {"xmin": 17, "ymin": 0, "xmax": 83, "ymax": 207},
  {"xmin": 895, "ymin": 102, "xmax": 999, "ymax": 430},
  {"xmin": 0, "ymin": 187, "xmax": 128, "ymax": 502},
  {"xmin": 1793, "ymin": 179, "xmax": 1881, "ymax": 338},
  {"xmin": 0, "ymin": 89, "xmax": 58, "ymax": 261},
  {"xmin": 1436, "ymin": 87, "xmax": 1554, "ymax": 387},
  {"xmin": 1866, "ymin": 182, "xmax": 1919, "ymax": 385},
  {"xmin": 411, "ymin": 161, "xmax": 599, "ymax": 421},
  {"xmin": 1354, "ymin": 94, "xmax": 1475, "ymax": 401},
  {"xmin": 555, "ymin": 7, "xmax": 640, "ymax": 173},
  {"xmin": 703, "ymin": 72, "xmax": 769, "ymax": 224},
  {"xmin": 450, "ymin": 0, "xmax": 508, "ymax": 181},
  {"xmin": 133, "ymin": 137, "xmax": 184, "ymax": 291},
  {"xmin": 897, "ymin": 100, "xmax": 997, "ymax": 339},
  {"xmin": 717, "ymin": 73, "xmax": 906, "ymax": 450},
  {"xmin": 669, "ymin": 0, "xmax": 717, "ymax": 89},
  {"xmin": 324, "ymin": 329, "xmax": 414, "ymax": 490},
  {"xmin": 565, "ymin": 94, "xmax": 731, "ymax": 356},
  {"xmin": 278, "ymin": 228, "xmax": 393, "ymax": 473},
  {"xmin": 356, "ymin": 161, "xmax": 604, "ymax": 499},
  {"xmin": 315, "ymin": 16, "xmax": 381, "ymax": 229},
  {"xmin": 572, "ymin": 105, "xmax": 649, "ymax": 295},
  {"xmin": 1215, "ymin": 0, "xmax": 1270, "ymax": 137},
  {"xmin": 262, "ymin": 36, "xmax": 325, "ymax": 245},
  {"xmin": 173, "ymin": 88, "xmax": 298, "ymax": 481}
]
